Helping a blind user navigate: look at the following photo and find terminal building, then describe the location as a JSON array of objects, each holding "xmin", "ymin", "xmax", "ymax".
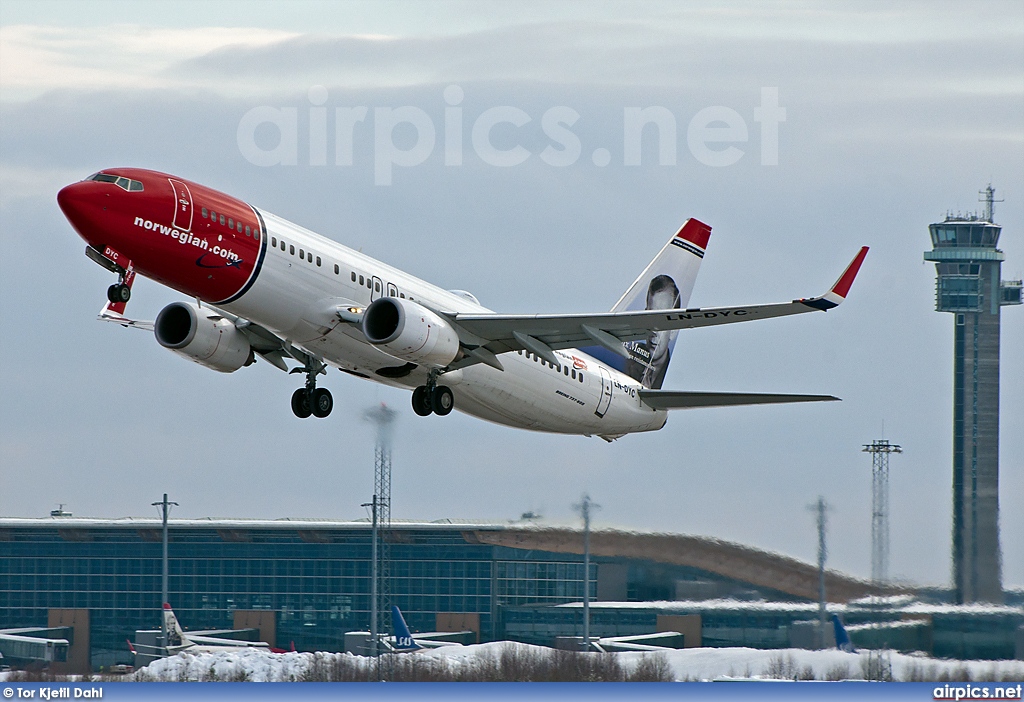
[{"xmin": 1, "ymin": 516, "xmax": 1021, "ymax": 669}]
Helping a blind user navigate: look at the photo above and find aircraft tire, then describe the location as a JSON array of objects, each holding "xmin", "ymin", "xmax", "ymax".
[
  {"xmin": 291, "ymin": 388, "xmax": 312, "ymax": 419},
  {"xmin": 107, "ymin": 284, "xmax": 130, "ymax": 303},
  {"xmin": 311, "ymin": 388, "xmax": 333, "ymax": 418},
  {"xmin": 431, "ymin": 386, "xmax": 454, "ymax": 416},
  {"xmin": 412, "ymin": 386, "xmax": 432, "ymax": 416}
]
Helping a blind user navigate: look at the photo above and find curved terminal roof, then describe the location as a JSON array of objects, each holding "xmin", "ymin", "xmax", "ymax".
[{"xmin": 0, "ymin": 517, "xmax": 895, "ymax": 602}]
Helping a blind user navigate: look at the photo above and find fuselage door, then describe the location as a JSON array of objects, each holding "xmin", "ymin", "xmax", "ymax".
[
  {"xmin": 370, "ymin": 275, "xmax": 383, "ymax": 301},
  {"xmin": 168, "ymin": 179, "xmax": 194, "ymax": 232},
  {"xmin": 595, "ymin": 366, "xmax": 614, "ymax": 418}
]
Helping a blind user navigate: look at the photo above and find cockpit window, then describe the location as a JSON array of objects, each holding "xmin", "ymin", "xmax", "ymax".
[{"xmin": 86, "ymin": 172, "xmax": 144, "ymax": 192}]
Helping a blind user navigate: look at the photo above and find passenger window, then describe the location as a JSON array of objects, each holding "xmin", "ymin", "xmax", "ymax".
[
  {"xmin": 245, "ymin": 226, "xmax": 250, "ymax": 236},
  {"xmin": 571, "ymin": 369, "xmax": 576, "ymax": 380},
  {"xmin": 237, "ymin": 222, "xmax": 243, "ymax": 233},
  {"xmin": 299, "ymin": 249, "xmax": 305, "ymax": 258},
  {"xmin": 202, "ymin": 208, "xmax": 208, "ymax": 218},
  {"xmin": 367, "ymin": 279, "xmax": 372, "ymax": 289},
  {"xmin": 228, "ymin": 217, "xmax": 234, "ymax": 228},
  {"xmin": 290, "ymin": 245, "xmax": 295, "ymax": 255},
  {"xmin": 564, "ymin": 367, "xmax": 569, "ymax": 376},
  {"xmin": 271, "ymin": 237, "xmax": 277, "ymax": 247},
  {"xmin": 359, "ymin": 275, "xmax": 364, "ymax": 285},
  {"xmin": 400, "ymin": 293, "xmax": 405, "ymax": 298},
  {"xmin": 219, "ymin": 214, "xmax": 226, "ymax": 225},
  {"xmin": 334, "ymin": 264, "xmax": 339, "ymax": 274},
  {"xmin": 308, "ymin": 252, "xmax": 313, "ymax": 263},
  {"xmin": 374, "ymin": 281, "xmax": 380, "ymax": 292},
  {"xmin": 350, "ymin": 271, "xmax": 356, "ymax": 282},
  {"xmin": 579, "ymin": 373, "xmax": 584, "ymax": 382},
  {"xmin": 280, "ymin": 240, "xmax": 286, "ymax": 251},
  {"xmin": 316, "ymin": 256, "xmax": 321, "ymax": 266},
  {"xmin": 210, "ymin": 211, "xmax": 216, "ymax": 221}
]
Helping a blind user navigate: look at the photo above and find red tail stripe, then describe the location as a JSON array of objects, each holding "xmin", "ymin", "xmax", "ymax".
[
  {"xmin": 676, "ymin": 219, "xmax": 712, "ymax": 250},
  {"xmin": 831, "ymin": 246, "xmax": 869, "ymax": 299}
]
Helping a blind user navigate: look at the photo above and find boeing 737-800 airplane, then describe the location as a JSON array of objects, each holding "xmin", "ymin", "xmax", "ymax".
[{"xmin": 58, "ymin": 169, "xmax": 867, "ymax": 440}]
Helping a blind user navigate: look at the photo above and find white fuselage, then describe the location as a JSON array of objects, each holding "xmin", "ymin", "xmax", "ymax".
[{"xmin": 224, "ymin": 210, "xmax": 667, "ymax": 437}]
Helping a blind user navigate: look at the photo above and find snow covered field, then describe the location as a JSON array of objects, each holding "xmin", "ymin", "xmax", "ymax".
[{"xmin": 112, "ymin": 642, "xmax": 1024, "ymax": 682}]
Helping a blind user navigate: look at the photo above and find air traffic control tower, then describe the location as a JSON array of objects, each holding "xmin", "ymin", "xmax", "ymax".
[{"xmin": 925, "ymin": 186, "xmax": 1021, "ymax": 604}]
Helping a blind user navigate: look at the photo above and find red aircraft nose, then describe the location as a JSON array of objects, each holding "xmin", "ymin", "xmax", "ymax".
[
  {"xmin": 57, "ymin": 181, "xmax": 91, "ymax": 224},
  {"xmin": 57, "ymin": 180, "xmax": 106, "ymax": 244}
]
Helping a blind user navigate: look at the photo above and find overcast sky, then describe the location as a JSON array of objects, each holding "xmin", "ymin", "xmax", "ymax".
[{"xmin": 1, "ymin": 1, "xmax": 1021, "ymax": 591}]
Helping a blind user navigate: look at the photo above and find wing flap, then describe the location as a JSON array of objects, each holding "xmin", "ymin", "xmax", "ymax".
[{"xmin": 638, "ymin": 390, "xmax": 839, "ymax": 410}]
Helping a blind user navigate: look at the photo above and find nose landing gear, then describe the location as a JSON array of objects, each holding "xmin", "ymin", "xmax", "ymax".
[
  {"xmin": 107, "ymin": 282, "xmax": 131, "ymax": 303},
  {"xmin": 290, "ymin": 359, "xmax": 333, "ymax": 419}
]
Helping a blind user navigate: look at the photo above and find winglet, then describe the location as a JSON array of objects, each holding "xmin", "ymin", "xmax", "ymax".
[
  {"xmin": 799, "ymin": 246, "xmax": 868, "ymax": 311},
  {"xmin": 831, "ymin": 246, "xmax": 869, "ymax": 299}
]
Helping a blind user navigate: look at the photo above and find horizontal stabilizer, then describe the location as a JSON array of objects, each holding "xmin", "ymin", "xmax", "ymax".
[
  {"xmin": 98, "ymin": 309, "xmax": 154, "ymax": 331},
  {"xmin": 639, "ymin": 390, "xmax": 839, "ymax": 410}
]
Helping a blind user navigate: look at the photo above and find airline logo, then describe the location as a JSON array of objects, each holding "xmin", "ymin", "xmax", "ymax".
[
  {"xmin": 571, "ymin": 356, "xmax": 588, "ymax": 370},
  {"xmin": 134, "ymin": 216, "xmax": 241, "ymax": 264}
]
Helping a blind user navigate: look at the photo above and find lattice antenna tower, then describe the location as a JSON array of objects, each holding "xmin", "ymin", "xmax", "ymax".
[
  {"xmin": 364, "ymin": 403, "xmax": 396, "ymax": 679},
  {"xmin": 862, "ymin": 440, "xmax": 901, "ymax": 584},
  {"xmin": 979, "ymin": 184, "xmax": 1003, "ymax": 223}
]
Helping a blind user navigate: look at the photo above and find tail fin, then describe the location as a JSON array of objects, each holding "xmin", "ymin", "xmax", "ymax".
[
  {"xmin": 162, "ymin": 603, "xmax": 190, "ymax": 649},
  {"xmin": 582, "ymin": 218, "xmax": 711, "ymax": 389},
  {"xmin": 832, "ymin": 613, "xmax": 855, "ymax": 652},
  {"xmin": 391, "ymin": 606, "xmax": 422, "ymax": 651}
]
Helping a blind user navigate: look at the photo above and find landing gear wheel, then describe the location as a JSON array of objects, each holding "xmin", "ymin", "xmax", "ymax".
[
  {"xmin": 431, "ymin": 385, "xmax": 454, "ymax": 416},
  {"xmin": 412, "ymin": 386, "xmax": 433, "ymax": 416},
  {"xmin": 291, "ymin": 388, "xmax": 312, "ymax": 418},
  {"xmin": 311, "ymin": 388, "xmax": 333, "ymax": 418},
  {"xmin": 107, "ymin": 283, "xmax": 130, "ymax": 303}
]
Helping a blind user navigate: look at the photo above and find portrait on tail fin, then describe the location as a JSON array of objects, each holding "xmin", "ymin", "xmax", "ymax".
[{"xmin": 623, "ymin": 273, "xmax": 681, "ymax": 389}]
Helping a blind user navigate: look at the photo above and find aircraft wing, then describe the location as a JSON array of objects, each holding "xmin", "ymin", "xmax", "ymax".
[{"xmin": 445, "ymin": 247, "xmax": 867, "ymax": 367}]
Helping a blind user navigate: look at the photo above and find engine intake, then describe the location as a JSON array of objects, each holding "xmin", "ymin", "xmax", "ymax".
[
  {"xmin": 155, "ymin": 301, "xmax": 254, "ymax": 373},
  {"xmin": 362, "ymin": 297, "xmax": 460, "ymax": 368}
]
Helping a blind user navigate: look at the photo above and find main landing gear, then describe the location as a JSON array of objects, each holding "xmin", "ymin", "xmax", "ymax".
[
  {"xmin": 412, "ymin": 372, "xmax": 454, "ymax": 417},
  {"xmin": 290, "ymin": 360, "xmax": 332, "ymax": 419}
]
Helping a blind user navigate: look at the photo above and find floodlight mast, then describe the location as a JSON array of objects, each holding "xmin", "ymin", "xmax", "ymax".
[
  {"xmin": 574, "ymin": 494, "xmax": 600, "ymax": 650},
  {"xmin": 151, "ymin": 493, "xmax": 177, "ymax": 652},
  {"xmin": 364, "ymin": 402, "xmax": 397, "ymax": 680}
]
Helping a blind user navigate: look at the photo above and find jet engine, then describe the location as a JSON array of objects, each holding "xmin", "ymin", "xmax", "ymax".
[
  {"xmin": 154, "ymin": 301, "xmax": 254, "ymax": 373},
  {"xmin": 362, "ymin": 297, "xmax": 460, "ymax": 367}
]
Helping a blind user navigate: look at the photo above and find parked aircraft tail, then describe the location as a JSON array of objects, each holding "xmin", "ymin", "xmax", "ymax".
[
  {"xmin": 391, "ymin": 606, "xmax": 422, "ymax": 651},
  {"xmin": 581, "ymin": 218, "xmax": 711, "ymax": 389},
  {"xmin": 163, "ymin": 603, "xmax": 190, "ymax": 649},
  {"xmin": 832, "ymin": 613, "xmax": 855, "ymax": 652}
]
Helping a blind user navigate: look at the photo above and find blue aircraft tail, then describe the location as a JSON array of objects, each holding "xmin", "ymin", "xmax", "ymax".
[
  {"xmin": 392, "ymin": 606, "xmax": 422, "ymax": 651},
  {"xmin": 831, "ymin": 613, "xmax": 855, "ymax": 652}
]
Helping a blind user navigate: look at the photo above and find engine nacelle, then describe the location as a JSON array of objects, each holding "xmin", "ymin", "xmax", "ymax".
[
  {"xmin": 362, "ymin": 297, "xmax": 460, "ymax": 368},
  {"xmin": 154, "ymin": 302, "xmax": 254, "ymax": 373}
]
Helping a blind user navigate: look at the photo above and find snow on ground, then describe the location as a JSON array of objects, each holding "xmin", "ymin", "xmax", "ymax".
[{"xmin": 114, "ymin": 642, "xmax": 1024, "ymax": 682}]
